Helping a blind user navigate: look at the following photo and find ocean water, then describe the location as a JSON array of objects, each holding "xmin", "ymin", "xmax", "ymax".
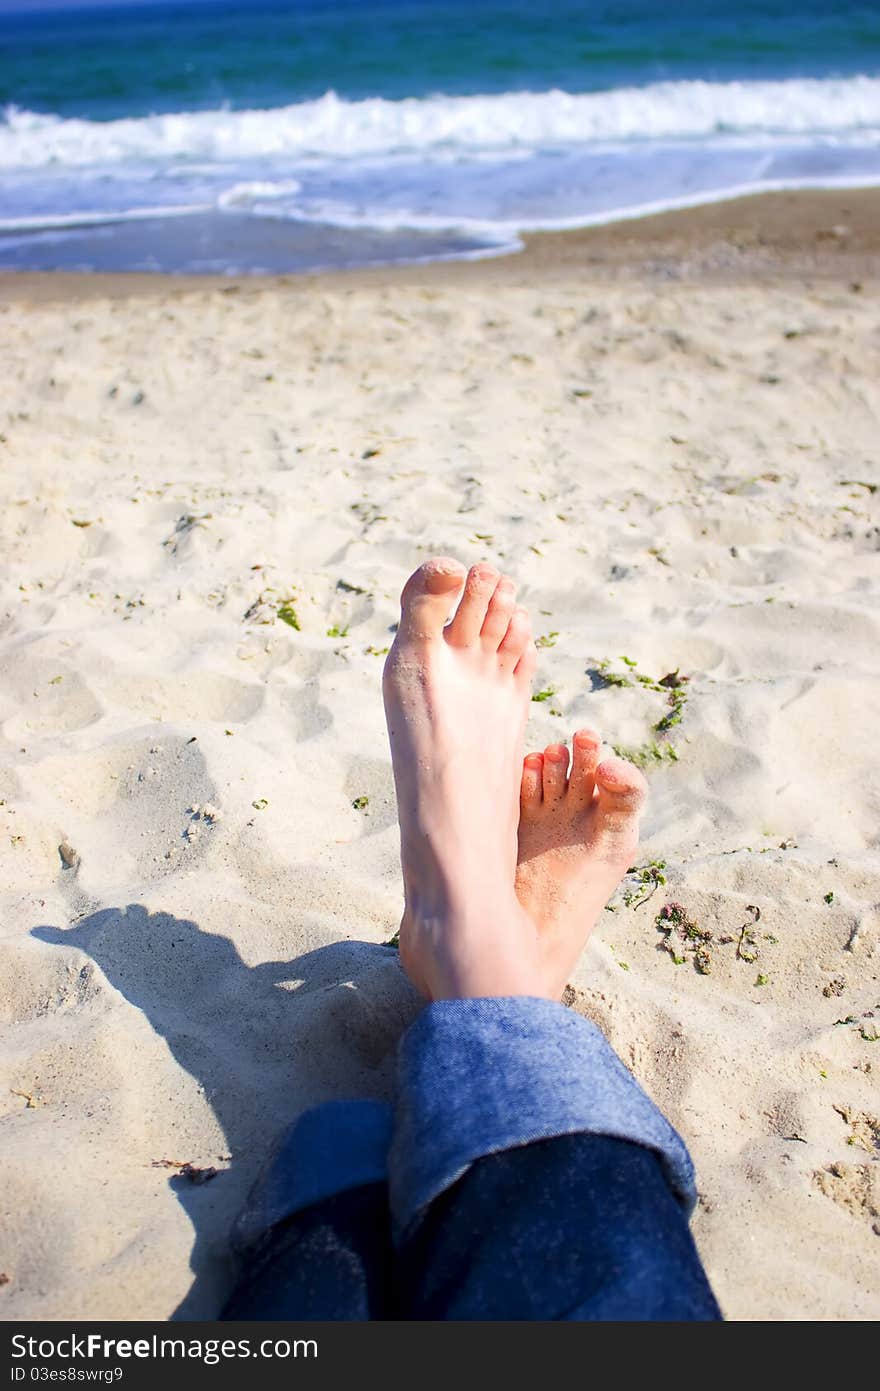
[{"xmin": 2, "ymin": 0, "xmax": 879, "ymax": 273}]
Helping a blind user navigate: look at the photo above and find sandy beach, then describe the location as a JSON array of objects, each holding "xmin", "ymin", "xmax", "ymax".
[{"xmin": 1, "ymin": 187, "xmax": 878, "ymax": 1321}]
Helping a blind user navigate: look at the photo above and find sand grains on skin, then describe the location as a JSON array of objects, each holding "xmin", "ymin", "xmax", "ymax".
[{"xmin": 516, "ymin": 731, "xmax": 647, "ymax": 996}]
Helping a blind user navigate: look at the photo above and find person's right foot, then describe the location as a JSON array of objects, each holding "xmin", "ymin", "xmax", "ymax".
[
  {"xmin": 515, "ymin": 730, "xmax": 647, "ymax": 998},
  {"xmin": 383, "ymin": 557, "xmax": 544, "ymax": 1000}
]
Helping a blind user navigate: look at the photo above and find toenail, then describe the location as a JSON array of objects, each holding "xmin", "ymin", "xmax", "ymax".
[
  {"xmin": 599, "ymin": 766, "xmax": 645, "ymax": 796},
  {"xmin": 599, "ymin": 769, "xmax": 624, "ymax": 786},
  {"xmin": 524, "ymin": 754, "xmax": 543, "ymax": 769}
]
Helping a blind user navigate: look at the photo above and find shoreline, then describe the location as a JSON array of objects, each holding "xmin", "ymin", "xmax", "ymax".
[{"xmin": 1, "ymin": 186, "xmax": 878, "ymax": 305}]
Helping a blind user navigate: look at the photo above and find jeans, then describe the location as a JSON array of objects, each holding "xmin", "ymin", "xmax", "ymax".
[{"xmin": 222, "ymin": 997, "xmax": 721, "ymax": 1321}]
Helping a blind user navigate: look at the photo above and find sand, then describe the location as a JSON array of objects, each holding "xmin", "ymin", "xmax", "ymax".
[{"xmin": 1, "ymin": 190, "xmax": 878, "ymax": 1321}]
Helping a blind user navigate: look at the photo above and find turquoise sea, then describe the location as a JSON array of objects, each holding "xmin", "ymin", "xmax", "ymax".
[{"xmin": 2, "ymin": 0, "xmax": 880, "ymax": 272}]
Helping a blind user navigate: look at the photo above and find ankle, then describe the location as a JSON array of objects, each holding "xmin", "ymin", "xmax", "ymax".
[
  {"xmin": 400, "ymin": 891, "xmax": 543, "ymax": 1000},
  {"xmin": 404, "ymin": 869, "xmax": 515, "ymax": 935}
]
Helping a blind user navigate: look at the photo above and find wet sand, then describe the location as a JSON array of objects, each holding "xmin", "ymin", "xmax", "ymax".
[{"xmin": 2, "ymin": 186, "xmax": 879, "ymax": 304}]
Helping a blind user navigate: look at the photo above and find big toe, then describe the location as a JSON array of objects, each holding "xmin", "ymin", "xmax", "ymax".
[
  {"xmin": 594, "ymin": 756, "xmax": 648, "ymax": 834},
  {"xmin": 396, "ymin": 557, "xmax": 467, "ymax": 642}
]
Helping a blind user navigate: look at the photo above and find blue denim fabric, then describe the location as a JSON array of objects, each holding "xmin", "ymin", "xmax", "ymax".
[
  {"xmin": 389, "ymin": 996, "xmax": 696, "ymax": 1234},
  {"xmin": 232, "ymin": 1099, "xmax": 392, "ymax": 1253},
  {"xmin": 394, "ymin": 1134, "xmax": 720, "ymax": 1320},
  {"xmin": 234, "ymin": 995, "xmax": 696, "ymax": 1248}
]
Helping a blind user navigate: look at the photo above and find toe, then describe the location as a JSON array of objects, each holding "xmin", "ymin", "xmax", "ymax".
[
  {"xmin": 569, "ymin": 728, "xmax": 601, "ymax": 806},
  {"xmin": 594, "ymin": 756, "xmax": 648, "ymax": 831},
  {"xmin": 497, "ymin": 605, "xmax": 532, "ymax": 672},
  {"xmin": 520, "ymin": 753, "xmax": 543, "ymax": 812},
  {"xmin": 514, "ymin": 639, "xmax": 537, "ymax": 688},
  {"xmin": 542, "ymin": 743, "xmax": 569, "ymax": 803},
  {"xmin": 480, "ymin": 575, "xmax": 517, "ymax": 649},
  {"xmin": 396, "ymin": 557, "xmax": 466, "ymax": 642},
  {"xmin": 444, "ymin": 564, "xmax": 501, "ymax": 647}
]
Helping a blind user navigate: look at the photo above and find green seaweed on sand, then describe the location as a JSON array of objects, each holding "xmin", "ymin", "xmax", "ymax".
[
  {"xmin": 277, "ymin": 599, "xmax": 301, "ymax": 630},
  {"xmin": 622, "ymin": 859, "xmax": 667, "ymax": 909},
  {"xmin": 593, "ymin": 659, "xmax": 691, "ymax": 767},
  {"xmin": 612, "ymin": 741, "xmax": 679, "ymax": 769},
  {"xmin": 595, "ymin": 658, "xmax": 633, "ymax": 689},
  {"xmin": 839, "ymin": 479, "xmax": 877, "ymax": 495},
  {"xmin": 531, "ymin": 687, "xmax": 556, "ymax": 703},
  {"xmin": 654, "ymin": 700, "xmax": 685, "ymax": 734},
  {"xmin": 352, "ymin": 796, "xmax": 370, "ymax": 811},
  {"xmin": 736, "ymin": 905, "xmax": 762, "ymax": 963},
  {"xmin": 656, "ymin": 901, "xmax": 713, "ymax": 974},
  {"xmin": 327, "ymin": 623, "xmax": 350, "ymax": 638},
  {"xmin": 653, "ymin": 670, "xmax": 690, "ymax": 735}
]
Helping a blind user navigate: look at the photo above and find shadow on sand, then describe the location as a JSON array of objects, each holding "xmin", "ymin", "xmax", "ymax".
[{"xmin": 34, "ymin": 904, "xmax": 419, "ymax": 1317}]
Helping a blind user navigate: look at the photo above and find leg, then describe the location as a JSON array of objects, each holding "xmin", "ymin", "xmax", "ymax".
[
  {"xmin": 395, "ymin": 1136, "xmax": 720, "ymax": 1321},
  {"xmin": 221, "ymin": 1100, "xmax": 393, "ymax": 1321},
  {"xmin": 222, "ymin": 1183, "xmax": 391, "ymax": 1321},
  {"xmin": 383, "ymin": 560, "xmax": 720, "ymax": 1320}
]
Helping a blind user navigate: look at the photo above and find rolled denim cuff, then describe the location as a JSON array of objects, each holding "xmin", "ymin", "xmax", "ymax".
[
  {"xmin": 232, "ymin": 1099, "xmax": 392, "ymax": 1252},
  {"xmin": 389, "ymin": 996, "xmax": 696, "ymax": 1236}
]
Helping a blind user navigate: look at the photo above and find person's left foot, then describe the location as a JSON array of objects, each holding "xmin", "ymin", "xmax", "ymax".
[{"xmin": 515, "ymin": 730, "xmax": 647, "ymax": 997}]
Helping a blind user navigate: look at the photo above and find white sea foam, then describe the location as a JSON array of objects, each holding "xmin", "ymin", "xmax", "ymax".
[
  {"xmin": 0, "ymin": 202, "xmax": 212, "ymax": 231},
  {"xmin": 221, "ymin": 170, "xmax": 880, "ymax": 238},
  {"xmin": 2, "ymin": 76, "xmax": 880, "ymax": 169},
  {"xmin": 216, "ymin": 179, "xmax": 302, "ymax": 207},
  {"xmin": 3, "ymin": 77, "xmax": 880, "ymax": 266}
]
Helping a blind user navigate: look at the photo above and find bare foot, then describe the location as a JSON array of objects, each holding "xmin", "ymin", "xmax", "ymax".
[
  {"xmin": 383, "ymin": 557, "xmax": 546, "ymax": 1000},
  {"xmin": 515, "ymin": 730, "xmax": 647, "ymax": 998}
]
